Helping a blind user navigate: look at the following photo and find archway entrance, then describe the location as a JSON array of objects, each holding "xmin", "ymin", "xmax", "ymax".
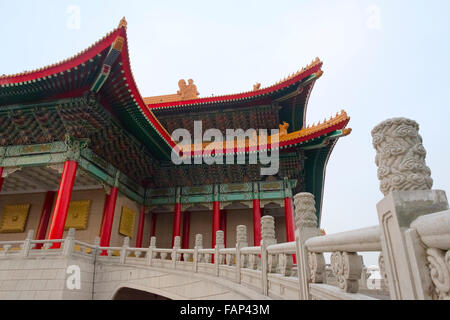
[{"xmin": 112, "ymin": 287, "xmax": 171, "ymax": 300}]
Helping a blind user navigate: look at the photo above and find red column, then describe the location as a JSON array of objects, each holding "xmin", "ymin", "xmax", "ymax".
[
  {"xmin": 99, "ymin": 193, "xmax": 110, "ymax": 238},
  {"xmin": 252, "ymin": 199, "xmax": 262, "ymax": 246},
  {"xmin": 99, "ymin": 187, "xmax": 118, "ymax": 251},
  {"xmin": 211, "ymin": 201, "xmax": 220, "ymax": 263},
  {"xmin": 220, "ymin": 210, "xmax": 227, "ymax": 247},
  {"xmin": 0, "ymin": 167, "xmax": 4, "ymax": 192},
  {"xmin": 35, "ymin": 191, "xmax": 56, "ymax": 249},
  {"xmin": 284, "ymin": 197, "xmax": 295, "ymax": 242},
  {"xmin": 47, "ymin": 160, "xmax": 78, "ymax": 248},
  {"xmin": 212, "ymin": 201, "xmax": 220, "ymax": 248},
  {"xmin": 182, "ymin": 211, "xmax": 191, "ymax": 249},
  {"xmin": 150, "ymin": 212, "xmax": 157, "ymax": 237},
  {"xmin": 284, "ymin": 197, "xmax": 296, "ymax": 263},
  {"xmin": 172, "ymin": 203, "xmax": 182, "ymax": 247},
  {"xmin": 136, "ymin": 205, "xmax": 146, "ymax": 248}
]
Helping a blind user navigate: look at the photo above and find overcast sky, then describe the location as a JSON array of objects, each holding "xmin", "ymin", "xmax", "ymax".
[{"xmin": 2, "ymin": 0, "xmax": 449, "ymax": 266}]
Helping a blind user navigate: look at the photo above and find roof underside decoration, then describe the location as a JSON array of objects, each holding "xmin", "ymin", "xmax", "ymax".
[{"xmin": 0, "ymin": 18, "xmax": 174, "ymax": 161}]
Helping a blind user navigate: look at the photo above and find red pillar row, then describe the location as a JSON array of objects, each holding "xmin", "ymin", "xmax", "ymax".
[
  {"xmin": 99, "ymin": 187, "xmax": 118, "ymax": 250},
  {"xmin": 182, "ymin": 211, "xmax": 191, "ymax": 249},
  {"xmin": 35, "ymin": 191, "xmax": 56, "ymax": 249},
  {"xmin": 252, "ymin": 199, "xmax": 262, "ymax": 246},
  {"xmin": 172, "ymin": 203, "xmax": 182, "ymax": 247},
  {"xmin": 135, "ymin": 205, "xmax": 146, "ymax": 248},
  {"xmin": 47, "ymin": 160, "xmax": 78, "ymax": 248}
]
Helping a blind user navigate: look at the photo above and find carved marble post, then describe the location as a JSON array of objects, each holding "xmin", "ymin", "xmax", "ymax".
[
  {"xmin": 294, "ymin": 192, "xmax": 323, "ymax": 300},
  {"xmin": 215, "ymin": 230, "xmax": 225, "ymax": 276},
  {"xmin": 120, "ymin": 237, "xmax": 130, "ymax": 264},
  {"xmin": 372, "ymin": 118, "xmax": 448, "ymax": 300},
  {"xmin": 21, "ymin": 230, "xmax": 35, "ymax": 257},
  {"xmin": 236, "ymin": 225, "xmax": 248, "ymax": 284},
  {"xmin": 147, "ymin": 236, "xmax": 156, "ymax": 265},
  {"xmin": 194, "ymin": 234, "xmax": 203, "ymax": 273},
  {"xmin": 93, "ymin": 236, "xmax": 100, "ymax": 257},
  {"xmin": 172, "ymin": 236, "xmax": 181, "ymax": 268},
  {"xmin": 63, "ymin": 228, "xmax": 76, "ymax": 257},
  {"xmin": 261, "ymin": 216, "xmax": 277, "ymax": 295}
]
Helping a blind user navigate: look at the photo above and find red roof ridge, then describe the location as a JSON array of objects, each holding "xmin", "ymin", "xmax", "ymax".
[
  {"xmin": 0, "ymin": 19, "xmax": 127, "ymax": 83},
  {"xmin": 146, "ymin": 57, "xmax": 323, "ymax": 109}
]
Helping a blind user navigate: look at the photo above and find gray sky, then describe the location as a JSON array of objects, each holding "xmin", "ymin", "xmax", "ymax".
[{"xmin": 2, "ymin": 0, "xmax": 449, "ymax": 265}]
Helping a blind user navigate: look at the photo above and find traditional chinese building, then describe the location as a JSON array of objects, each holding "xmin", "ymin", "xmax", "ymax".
[{"xmin": 0, "ymin": 19, "xmax": 350, "ymax": 251}]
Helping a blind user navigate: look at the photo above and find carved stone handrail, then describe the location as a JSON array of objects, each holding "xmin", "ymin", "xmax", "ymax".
[
  {"xmin": 410, "ymin": 209, "xmax": 450, "ymax": 250},
  {"xmin": 198, "ymin": 248, "xmax": 215, "ymax": 254},
  {"xmin": 177, "ymin": 249, "xmax": 195, "ymax": 254},
  {"xmin": 240, "ymin": 246, "xmax": 261, "ymax": 254},
  {"xmin": 267, "ymin": 242, "xmax": 296, "ymax": 254},
  {"xmin": 219, "ymin": 248, "xmax": 237, "ymax": 254},
  {"xmin": 305, "ymin": 226, "xmax": 381, "ymax": 253}
]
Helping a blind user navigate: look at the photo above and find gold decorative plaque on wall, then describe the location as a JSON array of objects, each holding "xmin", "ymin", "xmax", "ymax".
[
  {"xmin": 119, "ymin": 206, "xmax": 136, "ymax": 238},
  {"xmin": 0, "ymin": 204, "xmax": 31, "ymax": 233},
  {"xmin": 64, "ymin": 200, "xmax": 91, "ymax": 230}
]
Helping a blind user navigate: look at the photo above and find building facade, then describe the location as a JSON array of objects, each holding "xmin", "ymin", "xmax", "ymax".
[{"xmin": 0, "ymin": 19, "xmax": 350, "ymax": 253}]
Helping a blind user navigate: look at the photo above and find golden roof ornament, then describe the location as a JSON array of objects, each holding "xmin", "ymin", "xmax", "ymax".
[
  {"xmin": 177, "ymin": 79, "xmax": 199, "ymax": 100},
  {"xmin": 119, "ymin": 17, "xmax": 127, "ymax": 30}
]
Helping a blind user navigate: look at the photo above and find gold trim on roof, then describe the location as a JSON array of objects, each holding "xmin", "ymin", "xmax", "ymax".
[
  {"xmin": 144, "ymin": 79, "xmax": 200, "ymax": 104},
  {"xmin": 180, "ymin": 110, "xmax": 350, "ymax": 152}
]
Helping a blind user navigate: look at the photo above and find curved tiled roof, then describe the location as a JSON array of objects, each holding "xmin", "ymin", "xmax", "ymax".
[{"xmin": 0, "ymin": 18, "xmax": 176, "ymax": 157}]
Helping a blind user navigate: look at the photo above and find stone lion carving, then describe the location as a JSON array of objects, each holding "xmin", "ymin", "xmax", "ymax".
[
  {"xmin": 279, "ymin": 122, "xmax": 289, "ymax": 137},
  {"xmin": 371, "ymin": 117, "xmax": 433, "ymax": 196},
  {"xmin": 177, "ymin": 79, "xmax": 199, "ymax": 100}
]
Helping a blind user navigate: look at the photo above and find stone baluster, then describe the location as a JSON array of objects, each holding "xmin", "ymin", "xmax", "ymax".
[
  {"xmin": 279, "ymin": 253, "xmax": 293, "ymax": 277},
  {"xmin": 63, "ymin": 228, "xmax": 76, "ymax": 257},
  {"xmin": 120, "ymin": 237, "xmax": 130, "ymax": 264},
  {"xmin": 226, "ymin": 254, "xmax": 233, "ymax": 266},
  {"xmin": 215, "ymin": 230, "xmax": 225, "ymax": 276},
  {"xmin": 330, "ymin": 251, "xmax": 363, "ymax": 293},
  {"xmin": 147, "ymin": 236, "xmax": 156, "ymax": 265},
  {"xmin": 172, "ymin": 236, "xmax": 181, "ymax": 268},
  {"xmin": 372, "ymin": 117, "xmax": 448, "ymax": 300},
  {"xmin": 294, "ymin": 192, "xmax": 323, "ymax": 300},
  {"xmin": 236, "ymin": 225, "xmax": 248, "ymax": 284},
  {"xmin": 21, "ymin": 230, "xmax": 35, "ymax": 257},
  {"xmin": 160, "ymin": 252, "xmax": 168, "ymax": 260},
  {"xmin": 194, "ymin": 234, "xmax": 203, "ymax": 273},
  {"xmin": 261, "ymin": 216, "xmax": 277, "ymax": 295},
  {"xmin": 93, "ymin": 236, "xmax": 100, "ymax": 257}
]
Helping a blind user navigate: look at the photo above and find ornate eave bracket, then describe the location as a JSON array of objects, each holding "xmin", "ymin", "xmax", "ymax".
[{"xmin": 64, "ymin": 135, "xmax": 90, "ymax": 162}]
